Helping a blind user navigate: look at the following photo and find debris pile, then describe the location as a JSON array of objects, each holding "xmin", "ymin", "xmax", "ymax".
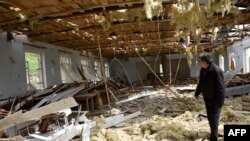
[
  {"xmin": 227, "ymin": 72, "xmax": 250, "ymax": 87},
  {"xmin": 1, "ymin": 80, "xmax": 250, "ymax": 141}
]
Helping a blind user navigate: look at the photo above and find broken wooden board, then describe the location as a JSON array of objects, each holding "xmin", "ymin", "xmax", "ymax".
[
  {"xmin": 31, "ymin": 85, "xmax": 84, "ymax": 110},
  {"xmin": 0, "ymin": 97, "xmax": 77, "ymax": 131},
  {"xmin": 0, "ymin": 111, "xmax": 22, "ymax": 130},
  {"xmin": 116, "ymin": 91, "xmax": 157, "ymax": 105},
  {"xmin": 0, "ymin": 98, "xmax": 15, "ymax": 108},
  {"xmin": 103, "ymin": 111, "xmax": 141, "ymax": 128},
  {"xmin": 48, "ymin": 85, "xmax": 86, "ymax": 104},
  {"xmin": 176, "ymin": 86, "xmax": 196, "ymax": 93},
  {"xmin": 224, "ymin": 70, "xmax": 238, "ymax": 82},
  {"xmin": 23, "ymin": 97, "xmax": 77, "ymax": 120},
  {"xmin": 30, "ymin": 94, "xmax": 55, "ymax": 110},
  {"xmin": 225, "ymin": 84, "xmax": 250, "ymax": 96},
  {"xmin": 14, "ymin": 88, "xmax": 54, "ymax": 111}
]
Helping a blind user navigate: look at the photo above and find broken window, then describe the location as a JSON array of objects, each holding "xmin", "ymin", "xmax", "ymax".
[
  {"xmin": 94, "ymin": 61, "xmax": 101, "ymax": 77},
  {"xmin": 105, "ymin": 62, "xmax": 109, "ymax": 77},
  {"xmin": 25, "ymin": 51, "xmax": 44, "ymax": 90},
  {"xmin": 80, "ymin": 58, "xmax": 100, "ymax": 81},
  {"xmin": 59, "ymin": 54, "xmax": 72, "ymax": 83},
  {"xmin": 81, "ymin": 59, "xmax": 88, "ymax": 67},
  {"xmin": 219, "ymin": 54, "xmax": 225, "ymax": 71},
  {"xmin": 245, "ymin": 48, "xmax": 250, "ymax": 72},
  {"xmin": 159, "ymin": 63, "xmax": 163, "ymax": 77}
]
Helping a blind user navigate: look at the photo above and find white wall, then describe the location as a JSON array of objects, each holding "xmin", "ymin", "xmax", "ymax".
[
  {"xmin": 0, "ymin": 33, "xmax": 27, "ymax": 99},
  {"xmin": 0, "ymin": 32, "xmax": 103, "ymax": 99}
]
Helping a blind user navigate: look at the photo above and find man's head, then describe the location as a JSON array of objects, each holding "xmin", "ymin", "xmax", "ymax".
[{"xmin": 198, "ymin": 52, "xmax": 212, "ymax": 68}]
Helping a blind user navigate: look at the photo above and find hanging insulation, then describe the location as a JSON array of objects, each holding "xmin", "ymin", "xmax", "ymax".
[
  {"xmin": 211, "ymin": 27, "xmax": 220, "ymax": 44},
  {"xmin": 186, "ymin": 47, "xmax": 193, "ymax": 68},
  {"xmin": 95, "ymin": 14, "xmax": 111, "ymax": 31},
  {"xmin": 205, "ymin": 0, "xmax": 238, "ymax": 17},
  {"xmin": 144, "ymin": 0, "xmax": 163, "ymax": 19},
  {"xmin": 171, "ymin": 2, "xmax": 207, "ymax": 40}
]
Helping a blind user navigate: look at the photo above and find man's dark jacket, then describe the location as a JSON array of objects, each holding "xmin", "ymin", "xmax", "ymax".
[{"xmin": 195, "ymin": 63, "xmax": 225, "ymax": 107}]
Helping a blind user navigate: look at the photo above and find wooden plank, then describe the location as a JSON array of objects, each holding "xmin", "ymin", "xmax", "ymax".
[
  {"xmin": 30, "ymin": 94, "xmax": 55, "ymax": 110},
  {"xmin": 14, "ymin": 88, "xmax": 54, "ymax": 111},
  {"xmin": 0, "ymin": 97, "xmax": 77, "ymax": 130},
  {"xmin": 48, "ymin": 85, "xmax": 85, "ymax": 104},
  {"xmin": 103, "ymin": 114, "xmax": 124, "ymax": 128},
  {"xmin": 115, "ymin": 91, "xmax": 157, "ymax": 105},
  {"xmin": 0, "ymin": 111, "xmax": 22, "ymax": 130},
  {"xmin": 225, "ymin": 84, "xmax": 250, "ymax": 96},
  {"xmin": 103, "ymin": 111, "xmax": 141, "ymax": 128},
  {"xmin": 23, "ymin": 97, "xmax": 77, "ymax": 120},
  {"xmin": 31, "ymin": 85, "xmax": 84, "ymax": 110}
]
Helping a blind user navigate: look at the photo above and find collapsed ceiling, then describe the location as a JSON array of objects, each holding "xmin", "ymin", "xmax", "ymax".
[{"xmin": 0, "ymin": 0, "xmax": 250, "ymax": 58}]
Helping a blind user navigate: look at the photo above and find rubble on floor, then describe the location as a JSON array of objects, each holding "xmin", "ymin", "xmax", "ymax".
[
  {"xmin": 0, "ymin": 79, "xmax": 250, "ymax": 141},
  {"xmin": 88, "ymin": 88, "xmax": 250, "ymax": 141},
  {"xmin": 226, "ymin": 72, "xmax": 250, "ymax": 87}
]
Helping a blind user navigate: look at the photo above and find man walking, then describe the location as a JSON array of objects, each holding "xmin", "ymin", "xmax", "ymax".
[{"xmin": 195, "ymin": 52, "xmax": 225, "ymax": 141}]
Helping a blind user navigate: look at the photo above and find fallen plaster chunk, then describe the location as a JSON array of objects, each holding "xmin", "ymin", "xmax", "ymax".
[
  {"xmin": 0, "ymin": 97, "xmax": 77, "ymax": 131},
  {"xmin": 116, "ymin": 91, "xmax": 157, "ymax": 105},
  {"xmin": 103, "ymin": 111, "xmax": 141, "ymax": 128}
]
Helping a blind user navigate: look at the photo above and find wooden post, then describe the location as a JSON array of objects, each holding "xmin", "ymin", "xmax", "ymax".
[
  {"xmin": 161, "ymin": 55, "xmax": 167, "ymax": 78},
  {"xmin": 96, "ymin": 35, "xmax": 111, "ymax": 112},
  {"xmin": 135, "ymin": 51, "xmax": 177, "ymax": 97}
]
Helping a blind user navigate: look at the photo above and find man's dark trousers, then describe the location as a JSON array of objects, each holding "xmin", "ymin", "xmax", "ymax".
[{"xmin": 205, "ymin": 101, "xmax": 222, "ymax": 141}]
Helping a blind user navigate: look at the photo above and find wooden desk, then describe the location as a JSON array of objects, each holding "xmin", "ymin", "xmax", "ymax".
[{"xmin": 74, "ymin": 92, "xmax": 99, "ymax": 111}]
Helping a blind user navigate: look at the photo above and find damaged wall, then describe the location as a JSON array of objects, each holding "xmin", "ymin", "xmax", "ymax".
[
  {"xmin": 0, "ymin": 33, "xmax": 27, "ymax": 99},
  {"xmin": 110, "ymin": 55, "xmax": 191, "ymax": 85},
  {"xmin": 23, "ymin": 41, "xmax": 84, "ymax": 86},
  {"xmin": 162, "ymin": 54, "xmax": 190, "ymax": 80},
  {"xmin": 0, "ymin": 32, "xmax": 104, "ymax": 99},
  {"xmin": 24, "ymin": 42, "xmax": 62, "ymax": 87},
  {"xmin": 110, "ymin": 57, "xmax": 159, "ymax": 85},
  {"xmin": 227, "ymin": 37, "xmax": 250, "ymax": 73}
]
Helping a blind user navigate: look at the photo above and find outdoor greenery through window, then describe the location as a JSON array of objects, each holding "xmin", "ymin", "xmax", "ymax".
[{"xmin": 25, "ymin": 52, "xmax": 44, "ymax": 90}]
